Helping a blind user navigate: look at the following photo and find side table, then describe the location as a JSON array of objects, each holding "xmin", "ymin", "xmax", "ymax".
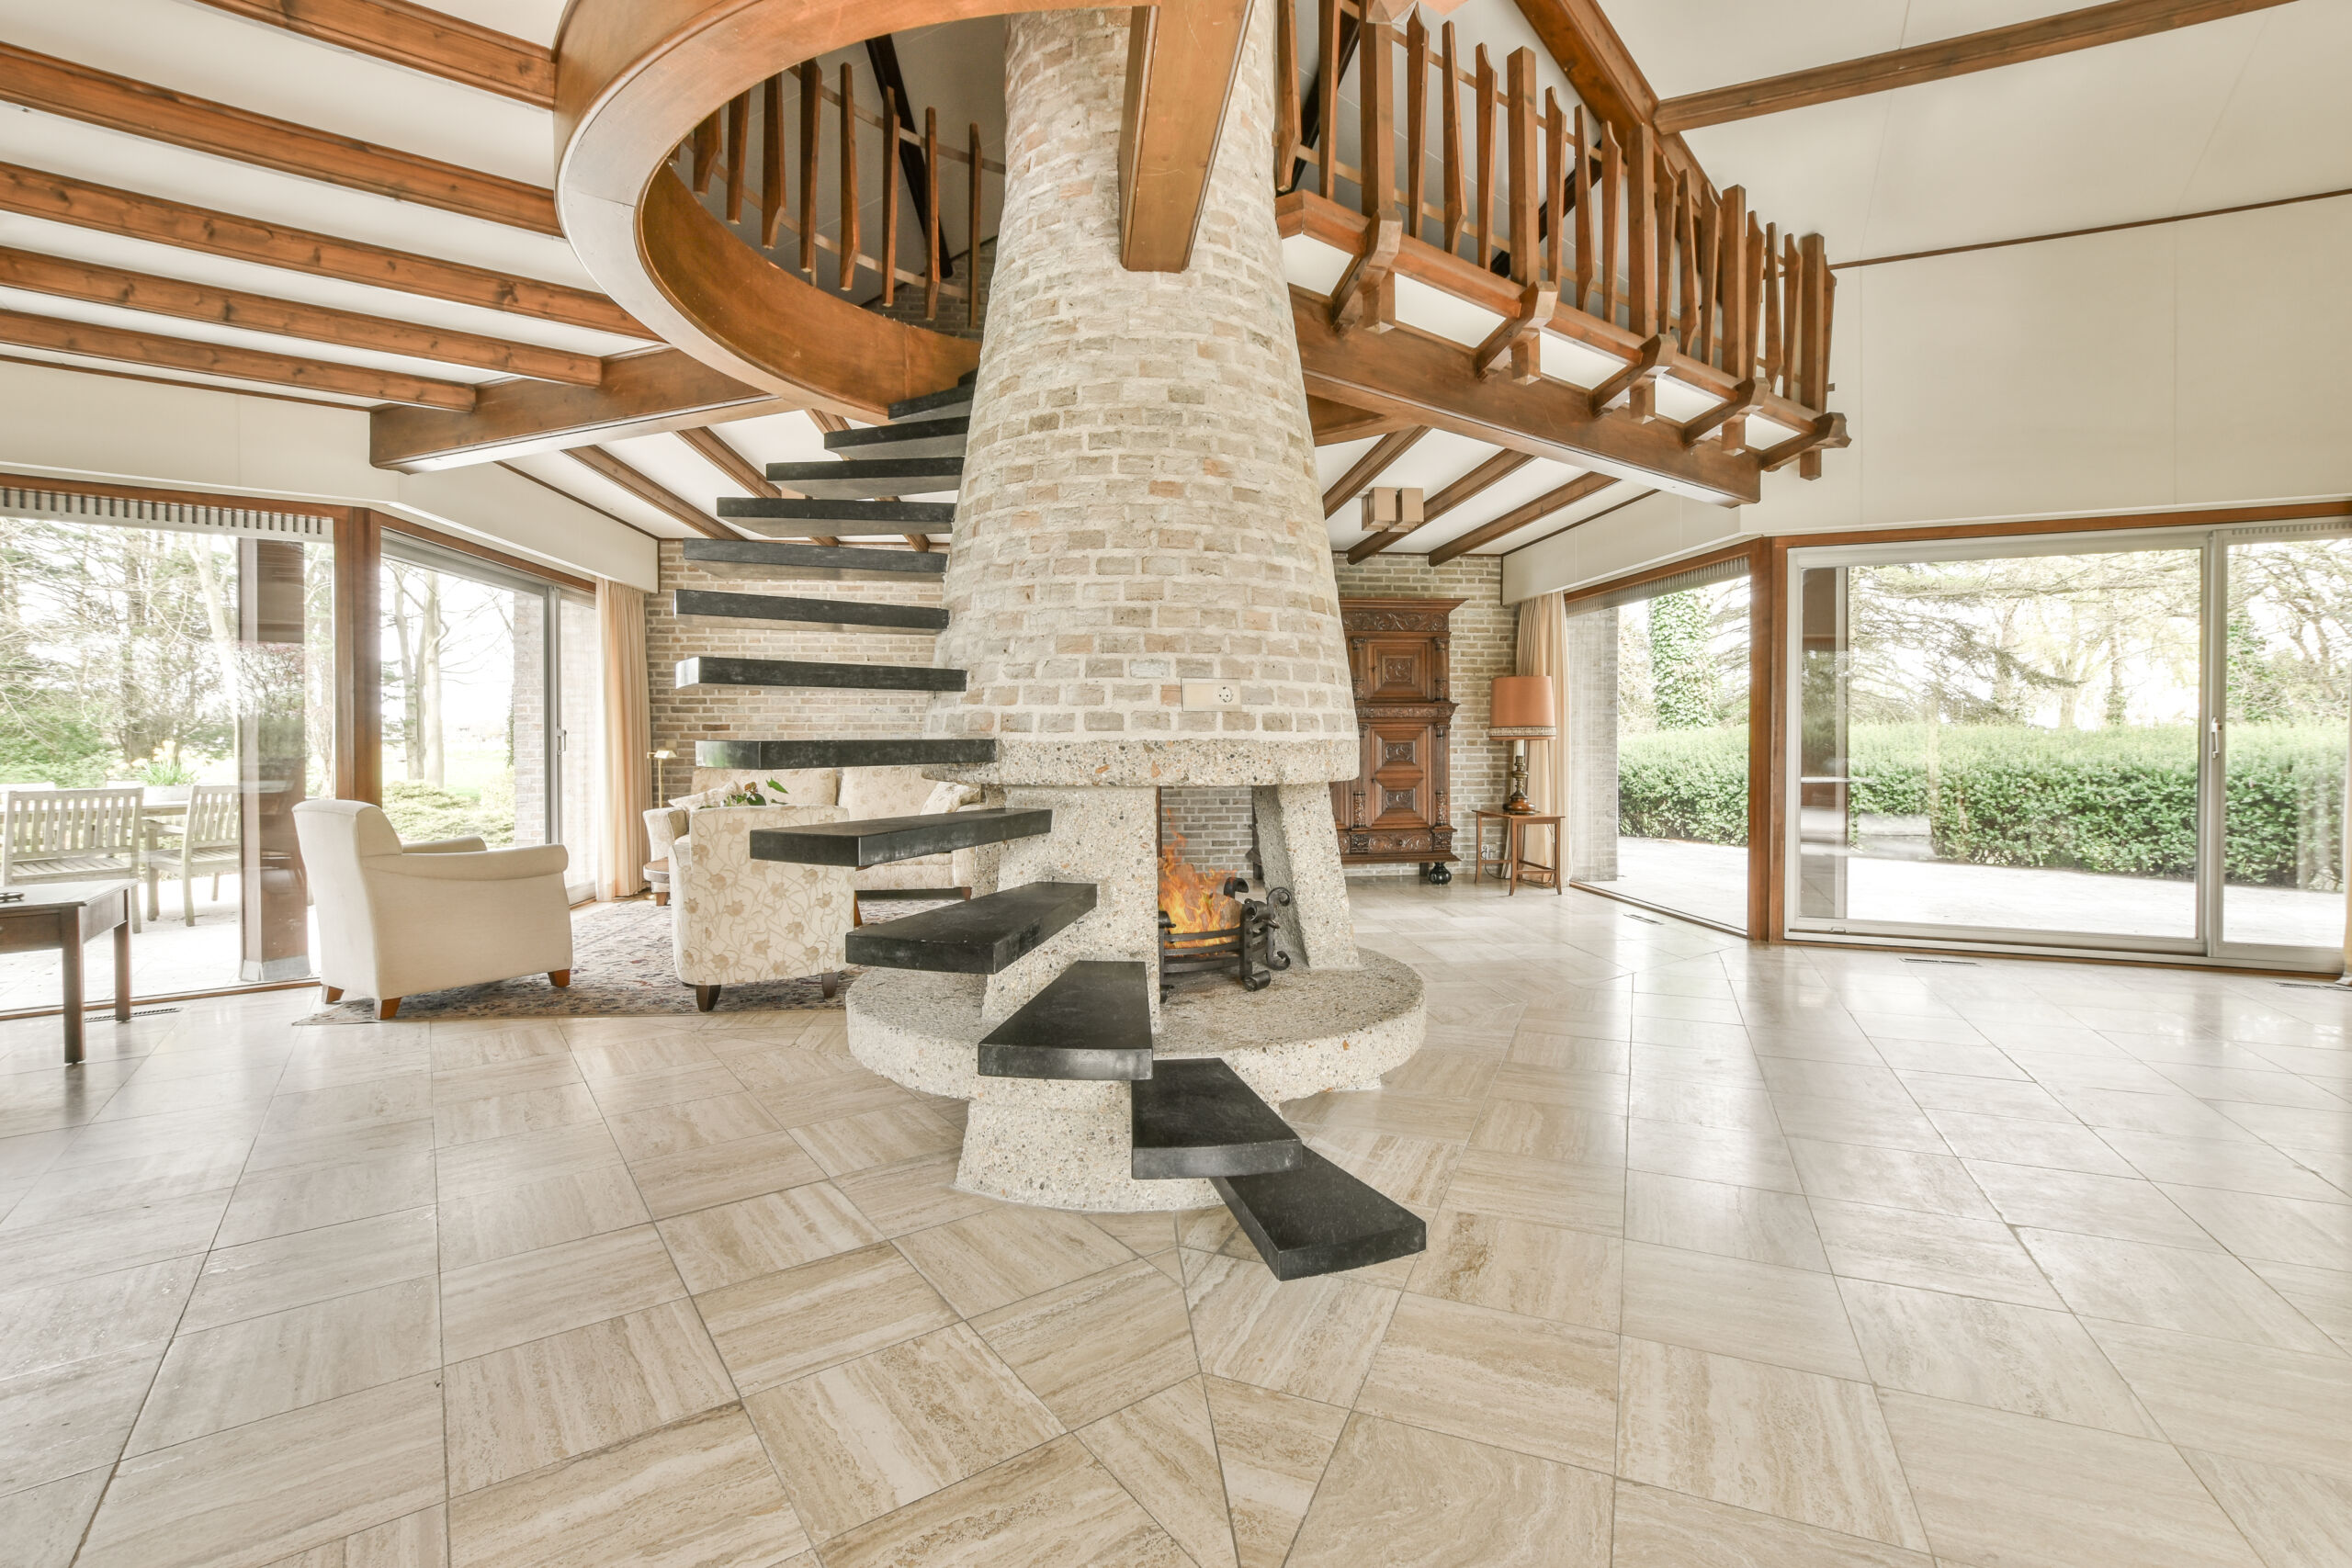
[
  {"xmin": 1469, "ymin": 809, "xmax": 1563, "ymax": 897},
  {"xmin": 0, "ymin": 880, "xmax": 134, "ymax": 1064}
]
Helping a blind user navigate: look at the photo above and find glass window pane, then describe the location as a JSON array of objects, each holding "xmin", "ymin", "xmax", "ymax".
[
  {"xmin": 1792, "ymin": 546, "xmax": 2203, "ymax": 943},
  {"xmin": 378, "ymin": 558, "xmax": 546, "ymax": 849},
  {"xmin": 2221, "ymin": 536, "xmax": 2352, "ymax": 952},
  {"xmin": 558, "ymin": 591, "xmax": 602, "ymax": 901}
]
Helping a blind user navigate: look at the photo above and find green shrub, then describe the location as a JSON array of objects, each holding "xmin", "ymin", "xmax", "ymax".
[
  {"xmin": 381, "ymin": 779, "xmax": 514, "ymax": 847},
  {"xmin": 1617, "ymin": 722, "xmax": 2346, "ymax": 887}
]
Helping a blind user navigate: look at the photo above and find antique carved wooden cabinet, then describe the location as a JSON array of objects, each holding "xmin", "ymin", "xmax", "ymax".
[{"xmin": 1334, "ymin": 597, "xmax": 1462, "ymax": 879}]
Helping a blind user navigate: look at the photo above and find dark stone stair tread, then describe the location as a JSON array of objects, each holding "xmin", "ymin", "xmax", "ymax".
[
  {"xmin": 842, "ymin": 881, "xmax": 1097, "ymax": 974},
  {"xmin": 1213, "ymin": 1149, "xmax": 1428, "ymax": 1281},
  {"xmin": 979, "ymin": 961, "xmax": 1154, "ymax": 1082},
  {"xmin": 680, "ymin": 539, "xmax": 945, "ymax": 575},
  {"xmin": 751, "ymin": 807, "xmax": 1054, "ymax": 868},
  {"xmin": 888, "ymin": 381, "xmax": 977, "ymax": 422},
  {"xmin": 822, "ymin": 417, "xmax": 968, "ymax": 460},
  {"xmin": 856, "ymin": 886, "xmax": 969, "ymax": 901},
  {"xmin": 1131, "ymin": 1058, "xmax": 1304, "ymax": 1179},
  {"xmin": 673, "ymin": 591, "xmax": 948, "ymax": 632},
  {"xmin": 764, "ymin": 459, "xmax": 964, "ymax": 500},
  {"xmin": 674, "ymin": 657, "xmax": 966, "ymax": 693},
  {"xmin": 717, "ymin": 498, "xmax": 956, "ymax": 529},
  {"xmin": 695, "ymin": 739, "xmax": 995, "ymax": 770}
]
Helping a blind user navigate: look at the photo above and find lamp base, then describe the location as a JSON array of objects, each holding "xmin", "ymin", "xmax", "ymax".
[{"xmin": 1502, "ymin": 743, "xmax": 1534, "ymax": 814}]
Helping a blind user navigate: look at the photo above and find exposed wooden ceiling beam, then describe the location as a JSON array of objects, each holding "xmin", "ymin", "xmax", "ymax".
[
  {"xmin": 564, "ymin": 446, "xmax": 735, "ymax": 540},
  {"xmin": 0, "ymin": 247, "xmax": 600, "ymax": 385},
  {"xmin": 1117, "ymin": 0, "xmax": 1255, "ymax": 272},
  {"xmin": 0, "ymin": 306, "xmax": 476, "ymax": 408},
  {"xmin": 675, "ymin": 425, "xmax": 842, "ymax": 549},
  {"xmin": 186, "ymin": 0, "xmax": 555, "ymax": 107},
  {"xmin": 1427, "ymin": 471, "xmax": 1616, "ymax": 565},
  {"xmin": 1347, "ymin": 448, "xmax": 1535, "ymax": 562},
  {"xmin": 0, "ymin": 164, "xmax": 643, "ymax": 337},
  {"xmin": 1657, "ymin": 0, "xmax": 2296, "ymax": 133},
  {"xmin": 1293, "ymin": 292, "xmax": 1758, "ymax": 504},
  {"xmin": 370, "ymin": 349, "xmax": 797, "ymax": 471},
  {"xmin": 1306, "ymin": 395, "xmax": 1408, "ymax": 445},
  {"xmin": 1510, "ymin": 0, "xmax": 1709, "ymax": 192},
  {"xmin": 0, "ymin": 45, "xmax": 561, "ymax": 236},
  {"xmin": 1321, "ymin": 426, "xmax": 1428, "ymax": 519}
]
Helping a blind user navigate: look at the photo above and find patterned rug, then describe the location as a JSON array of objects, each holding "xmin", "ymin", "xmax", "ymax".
[{"xmin": 294, "ymin": 899, "xmax": 871, "ymax": 1023}]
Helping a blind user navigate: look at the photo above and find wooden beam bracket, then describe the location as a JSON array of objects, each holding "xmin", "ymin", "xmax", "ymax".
[
  {"xmin": 1585, "ymin": 331, "xmax": 1675, "ymax": 418},
  {"xmin": 1680, "ymin": 377, "xmax": 1761, "ymax": 449},
  {"xmin": 1473, "ymin": 279, "xmax": 1558, "ymax": 383},
  {"xmin": 1758, "ymin": 412, "xmax": 1849, "ymax": 473},
  {"xmin": 1329, "ymin": 215, "xmax": 1404, "ymax": 333}
]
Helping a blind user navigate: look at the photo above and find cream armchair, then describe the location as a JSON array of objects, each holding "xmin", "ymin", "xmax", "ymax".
[
  {"xmin": 294, "ymin": 799, "xmax": 574, "ymax": 1021},
  {"xmin": 671, "ymin": 804, "xmax": 857, "ymax": 1011}
]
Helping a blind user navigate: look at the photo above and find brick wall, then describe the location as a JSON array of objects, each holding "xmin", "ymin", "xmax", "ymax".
[
  {"xmin": 646, "ymin": 542, "xmax": 947, "ymax": 792},
  {"xmin": 1159, "ymin": 786, "xmax": 1255, "ymax": 877},
  {"xmin": 1329, "ymin": 551, "xmax": 1521, "ymax": 875}
]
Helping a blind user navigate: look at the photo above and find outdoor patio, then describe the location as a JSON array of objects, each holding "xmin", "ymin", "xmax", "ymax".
[{"xmin": 0, "ymin": 885, "xmax": 321, "ymax": 1014}]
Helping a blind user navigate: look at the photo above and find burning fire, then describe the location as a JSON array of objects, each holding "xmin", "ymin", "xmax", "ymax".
[{"xmin": 1159, "ymin": 831, "xmax": 1242, "ymax": 934}]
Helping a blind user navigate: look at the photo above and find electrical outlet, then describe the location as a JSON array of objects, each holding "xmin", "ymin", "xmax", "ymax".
[{"xmin": 1182, "ymin": 680, "xmax": 1242, "ymax": 710}]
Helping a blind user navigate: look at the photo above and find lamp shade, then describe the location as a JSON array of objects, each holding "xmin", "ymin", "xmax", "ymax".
[{"xmin": 1489, "ymin": 674, "xmax": 1556, "ymax": 738}]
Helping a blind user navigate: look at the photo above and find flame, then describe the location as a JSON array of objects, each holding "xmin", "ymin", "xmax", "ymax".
[{"xmin": 1159, "ymin": 830, "xmax": 1242, "ymax": 934}]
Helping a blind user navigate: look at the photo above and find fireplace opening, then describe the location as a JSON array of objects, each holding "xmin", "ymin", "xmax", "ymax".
[{"xmin": 1158, "ymin": 805, "xmax": 1290, "ymax": 996}]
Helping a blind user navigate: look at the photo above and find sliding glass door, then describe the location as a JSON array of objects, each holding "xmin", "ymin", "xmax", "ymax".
[{"xmin": 1785, "ymin": 524, "xmax": 2352, "ymax": 966}]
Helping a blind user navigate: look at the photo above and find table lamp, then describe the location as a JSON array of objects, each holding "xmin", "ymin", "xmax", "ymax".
[{"xmin": 1489, "ymin": 675, "xmax": 1556, "ymax": 815}]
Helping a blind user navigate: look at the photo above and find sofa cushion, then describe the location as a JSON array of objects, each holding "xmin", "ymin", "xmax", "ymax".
[
  {"xmin": 686, "ymin": 767, "xmax": 840, "ymax": 807},
  {"xmin": 839, "ymin": 765, "xmax": 950, "ymax": 820}
]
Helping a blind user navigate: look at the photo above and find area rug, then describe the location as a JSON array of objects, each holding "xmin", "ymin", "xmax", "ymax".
[{"xmin": 293, "ymin": 899, "xmax": 905, "ymax": 1023}]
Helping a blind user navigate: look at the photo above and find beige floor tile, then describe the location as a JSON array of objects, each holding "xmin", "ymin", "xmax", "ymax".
[
  {"xmin": 1626, "ymin": 1116, "xmax": 1805, "ymax": 1192},
  {"xmin": 262, "ymin": 1077, "xmax": 432, "ymax": 1137},
  {"xmin": 626, "ymin": 1128, "xmax": 829, "ymax": 1220},
  {"xmin": 428, "ymin": 1023, "xmax": 571, "ymax": 1073},
  {"xmin": 130, "ymin": 1277, "xmax": 439, "ymax": 1454},
  {"xmin": 696, "ymin": 1241, "xmax": 957, "ymax": 1393},
  {"xmin": 606, "ymin": 1092, "xmax": 780, "ymax": 1163},
  {"xmin": 77, "ymin": 1373, "xmax": 447, "ymax": 1568},
  {"xmin": 1508, "ymin": 1032, "xmax": 1633, "ymax": 1073},
  {"xmin": 2180, "ymin": 1449, "xmax": 2352, "ymax": 1568},
  {"xmin": 752, "ymin": 1070, "xmax": 913, "ymax": 1129},
  {"xmin": 1305, "ymin": 1128, "xmax": 1461, "ymax": 1208},
  {"xmin": 817, "ymin": 1432, "xmax": 1185, "ymax": 1568},
  {"xmin": 428, "ymin": 1053, "xmax": 582, "ymax": 1106},
  {"xmin": 434, "ymin": 1122, "xmax": 624, "ymax": 1203},
  {"xmin": 1469, "ymin": 1100, "xmax": 1627, "ymax": 1164},
  {"xmin": 1442, "ymin": 1145, "xmax": 1624, "ymax": 1233},
  {"xmin": 1808, "ymin": 1198, "xmax": 2059, "ymax": 1308},
  {"xmin": 1966, "ymin": 1160, "xmax": 2217, "ymax": 1248},
  {"xmin": 1085, "ymin": 1209, "xmax": 1180, "ymax": 1255},
  {"xmin": 0, "ymin": 1188, "xmax": 229, "ymax": 1292},
  {"xmin": 432, "ymin": 1084, "xmax": 603, "ymax": 1149},
  {"xmin": 0, "ymin": 1345, "xmax": 164, "ymax": 1495},
  {"xmin": 581, "ymin": 1061, "xmax": 744, "ymax": 1117},
  {"xmin": 1786, "ymin": 1139, "xmax": 1998, "ymax": 1220},
  {"xmin": 746, "ymin": 1322, "xmax": 1063, "ymax": 1541},
  {"xmin": 1610, "ymin": 1480, "xmax": 1934, "ymax": 1567},
  {"xmin": 2099, "ymin": 1129, "xmax": 2344, "ymax": 1200},
  {"xmin": 1287, "ymin": 1089, "xmax": 1484, "ymax": 1141},
  {"xmin": 1879, "ymin": 1390, "xmax": 2262, "ymax": 1568},
  {"xmin": 1356, "ymin": 1293, "xmax": 1617, "ymax": 1469},
  {"xmin": 5, "ymin": 1143, "xmax": 249, "ymax": 1229},
  {"xmin": 1617, "ymin": 1338, "xmax": 1925, "ymax": 1551},
  {"xmin": 2086, "ymin": 1319, "xmax": 2352, "ymax": 1481},
  {"xmin": 1925, "ymin": 1110, "xmax": 2139, "ymax": 1175},
  {"xmin": 788, "ymin": 1103, "xmax": 958, "ymax": 1178},
  {"xmin": 2157, "ymin": 1182, "xmax": 2352, "ymax": 1265},
  {"xmin": 243, "ymin": 1118, "xmax": 432, "ymax": 1179},
  {"xmin": 2245, "ymin": 1257, "xmax": 2352, "ymax": 1351},
  {"xmin": 1621, "ymin": 1242, "xmax": 1868, "ymax": 1379},
  {"xmin": 0, "ymin": 1466, "xmax": 111, "ymax": 1568},
  {"xmin": 439, "ymin": 1224, "xmax": 685, "ymax": 1362},
  {"xmin": 1769, "ymin": 1095, "xmax": 1948, "ymax": 1154},
  {"xmin": 214, "ymin": 1152, "xmax": 436, "ymax": 1247},
  {"xmin": 1079, "ymin": 1377, "xmax": 1236, "ymax": 1568},
  {"xmin": 831, "ymin": 1152, "xmax": 997, "ymax": 1235},
  {"xmin": 1405, "ymin": 1207, "xmax": 1622, "ymax": 1329},
  {"xmin": 445, "ymin": 1298, "xmax": 735, "ymax": 1495},
  {"xmin": 435, "ymin": 1163, "xmax": 650, "ymax": 1271},
  {"xmin": 1286, "ymin": 1412, "xmax": 1611, "ymax": 1568},
  {"xmin": 565, "ymin": 1035, "xmax": 718, "ymax": 1081},
  {"xmin": 657, "ymin": 1182, "xmax": 880, "ymax": 1293},
  {"xmin": 2018, "ymin": 1228, "xmax": 2338, "ymax": 1352},
  {"xmin": 183, "ymin": 1206, "xmax": 436, "ymax": 1333},
  {"xmin": 345, "ymin": 1504, "xmax": 447, "ymax": 1568},
  {"xmin": 1626, "ymin": 1075, "xmax": 1776, "ymax": 1131},
  {"xmin": 1185, "ymin": 1250, "xmax": 1399, "ymax": 1405},
  {"xmin": 723, "ymin": 1044, "xmax": 869, "ymax": 1096},
  {"xmin": 1838, "ymin": 1277, "xmax": 2156, "ymax": 1436},
  {"xmin": 1202, "ymin": 1375, "xmax": 1347, "ymax": 1568},
  {"xmin": 896, "ymin": 1205, "xmax": 1134, "ymax": 1316},
  {"xmin": 447, "ymin": 1404, "xmax": 808, "ymax": 1568},
  {"xmin": 0, "ymin": 1255, "xmax": 201, "ymax": 1379},
  {"xmin": 1626, "ymin": 1170, "xmax": 1829, "ymax": 1270},
  {"xmin": 972, "ymin": 1256, "xmax": 1198, "ymax": 1426}
]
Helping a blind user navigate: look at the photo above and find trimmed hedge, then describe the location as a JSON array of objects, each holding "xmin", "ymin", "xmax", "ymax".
[{"xmin": 1619, "ymin": 723, "xmax": 2346, "ymax": 887}]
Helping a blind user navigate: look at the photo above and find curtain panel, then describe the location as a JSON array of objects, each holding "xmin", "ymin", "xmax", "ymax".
[
  {"xmin": 1515, "ymin": 591, "xmax": 1569, "ymax": 820},
  {"xmin": 597, "ymin": 579, "xmax": 651, "ymax": 899}
]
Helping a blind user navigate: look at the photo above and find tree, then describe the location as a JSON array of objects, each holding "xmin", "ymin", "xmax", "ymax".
[{"xmin": 1648, "ymin": 590, "xmax": 1716, "ymax": 729}]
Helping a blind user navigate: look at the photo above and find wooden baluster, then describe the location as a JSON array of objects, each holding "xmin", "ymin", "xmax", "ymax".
[
  {"xmin": 1543, "ymin": 88, "xmax": 1564, "ymax": 288},
  {"xmin": 924, "ymin": 107, "xmax": 942, "ymax": 321},
  {"xmin": 1474, "ymin": 46, "xmax": 1495, "ymax": 270},
  {"xmin": 1692, "ymin": 187, "xmax": 1716, "ymax": 364},
  {"xmin": 1655, "ymin": 154, "xmax": 1674, "ymax": 344},
  {"xmin": 876, "ymin": 86, "xmax": 899, "ymax": 307},
  {"xmin": 797, "ymin": 62, "xmax": 820, "ymax": 276},
  {"xmin": 1624, "ymin": 123, "xmax": 1653, "ymax": 337},
  {"xmin": 724, "ymin": 90, "xmax": 750, "ymax": 223},
  {"xmin": 1782, "ymin": 232, "xmax": 1802, "ymax": 399},
  {"xmin": 691, "ymin": 113, "xmax": 720, "ymax": 194},
  {"xmin": 968, "ymin": 121, "xmax": 985, "ymax": 330},
  {"xmin": 1404, "ymin": 15, "xmax": 1427, "ymax": 246},
  {"xmin": 1505, "ymin": 50, "xmax": 1535, "ymax": 282},
  {"xmin": 1808, "ymin": 253, "xmax": 1836, "ymax": 478},
  {"xmin": 760, "ymin": 73, "xmax": 786, "ymax": 247},
  {"xmin": 1317, "ymin": 0, "xmax": 1339, "ymax": 198},
  {"xmin": 1599, "ymin": 119, "xmax": 1620, "ymax": 327},
  {"xmin": 1441, "ymin": 22, "xmax": 1464, "ymax": 256},
  {"xmin": 1740, "ymin": 209, "xmax": 1763, "ymax": 381},
  {"xmin": 1356, "ymin": 15, "xmax": 1396, "ymax": 332},
  {"xmin": 1719, "ymin": 189, "xmax": 1749, "ymax": 449},
  {"xmin": 1762, "ymin": 221, "xmax": 1782, "ymax": 396},
  {"xmin": 1275, "ymin": 0, "xmax": 1300, "ymax": 189},
  {"xmin": 1676, "ymin": 174, "xmax": 1698, "ymax": 355},
  {"xmin": 1572, "ymin": 107, "xmax": 1592, "ymax": 316},
  {"xmin": 1797, "ymin": 232, "xmax": 1826, "ymax": 410},
  {"xmin": 838, "ymin": 63, "xmax": 859, "ymax": 294}
]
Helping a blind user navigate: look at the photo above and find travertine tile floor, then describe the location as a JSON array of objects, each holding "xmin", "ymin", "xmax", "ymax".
[{"xmin": 3, "ymin": 879, "xmax": 2349, "ymax": 1567}]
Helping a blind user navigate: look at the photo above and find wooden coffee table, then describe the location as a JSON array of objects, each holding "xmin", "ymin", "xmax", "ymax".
[{"xmin": 0, "ymin": 880, "xmax": 134, "ymax": 1064}]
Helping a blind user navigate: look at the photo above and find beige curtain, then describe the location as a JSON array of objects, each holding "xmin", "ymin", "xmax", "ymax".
[
  {"xmin": 1516, "ymin": 591, "xmax": 1570, "ymax": 819},
  {"xmin": 597, "ymin": 579, "xmax": 651, "ymax": 900}
]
